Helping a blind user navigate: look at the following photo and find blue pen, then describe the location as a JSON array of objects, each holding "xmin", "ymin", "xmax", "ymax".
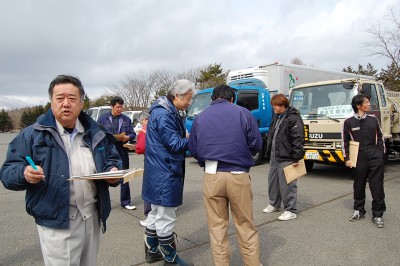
[{"xmin": 25, "ymin": 156, "xmax": 38, "ymax": 170}]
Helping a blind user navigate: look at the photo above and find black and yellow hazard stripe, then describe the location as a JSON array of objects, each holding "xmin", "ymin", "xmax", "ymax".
[{"xmin": 304, "ymin": 149, "xmax": 345, "ymax": 164}]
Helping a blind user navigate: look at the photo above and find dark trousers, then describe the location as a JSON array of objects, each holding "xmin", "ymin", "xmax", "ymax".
[
  {"xmin": 120, "ymin": 153, "xmax": 131, "ymax": 207},
  {"xmin": 143, "ymin": 201, "xmax": 152, "ymax": 215},
  {"xmin": 352, "ymin": 147, "xmax": 386, "ymax": 217}
]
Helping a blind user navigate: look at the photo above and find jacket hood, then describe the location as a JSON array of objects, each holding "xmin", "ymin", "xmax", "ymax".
[
  {"xmin": 285, "ymin": 106, "xmax": 300, "ymax": 117},
  {"xmin": 149, "ymin": 96, "xmax": 176, "ymax": 114}
]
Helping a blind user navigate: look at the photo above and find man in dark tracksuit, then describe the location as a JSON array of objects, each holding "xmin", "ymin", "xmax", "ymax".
[
  {"xmin": 98, "ymin": 96, "xmax": 136, "ymax": 210},
  {"xmin": 342, "ymin": 94, "xmax": 386, "ymax": 228}
]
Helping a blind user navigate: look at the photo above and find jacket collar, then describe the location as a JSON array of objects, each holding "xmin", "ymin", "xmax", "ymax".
[
  {"xmin": 37, "ymin": 109, "xmax": 97, "ymax": 132},
  {"xmin": 211, "ymin": 99, "xmax": 229, "ymax": 105}
]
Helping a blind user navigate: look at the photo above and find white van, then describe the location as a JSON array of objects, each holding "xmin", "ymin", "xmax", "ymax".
[
  {"xmin": 122, "ymin": 110, "xmax": 142, "ymax": 126},
  {"xmin": 87, "ymin": 106, "xmax": 111, "ymax": 121}
]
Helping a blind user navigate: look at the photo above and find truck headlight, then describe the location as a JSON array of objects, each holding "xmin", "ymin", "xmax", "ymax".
[{"xmin": 335, "ymin": 142, "xmax": 342, "ymax": 149}]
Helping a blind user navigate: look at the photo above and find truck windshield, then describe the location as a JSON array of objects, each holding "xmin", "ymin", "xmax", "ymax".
[
  {"xmin": 290, "ymin": 83, "xmax": 358, "ymax": 120},
  {"xmin": 187, "ymin": 92, "xmax": 212, "ymax": 118}
]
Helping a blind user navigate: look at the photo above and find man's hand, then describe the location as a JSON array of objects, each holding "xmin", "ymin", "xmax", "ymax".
[
  {"xmin": 345, "ymin": 160, "xmax": 353, "ymax": 168},
  {"xmin": 292, "ymin": 162, "xmax": 299, "ymax": 167},
  {"xmin": 24, "ymin": 166, "xmax": 45, "ymax": 184},
  {"xmin": 106, "ymin": 167, "xmax": 120, "ymax": 184},
  {"xmin": 121, "ymin": 135, "xmax": 130, "ymax": 142}
]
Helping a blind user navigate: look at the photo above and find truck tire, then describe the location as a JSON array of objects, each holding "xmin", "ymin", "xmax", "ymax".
[
  {"xmin": 384, "ymin": 140, "xmax": 390, "ymax": 163},
  {"xmin": 305, "ymin": 160, "xmax": 314, "ymax": 171},
  {"xmin": 252, "ymin": 149, "xmax": 265, "ymax": 165}
]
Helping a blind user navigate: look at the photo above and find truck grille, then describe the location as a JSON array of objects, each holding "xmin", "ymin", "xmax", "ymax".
[
  {"xmin": 229, "ymin": 73, "xmax": 254, "ymax": 81},
  {"xmin": 305, "ymin": 141, "xmax": 335, "ymax": 149}
]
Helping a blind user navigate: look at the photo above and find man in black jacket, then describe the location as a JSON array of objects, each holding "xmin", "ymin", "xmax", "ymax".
[
  {"xmin": 342, "ymin": 94, "xmax": 386, "ymax": 228},
  {"xmin": 263, "ymin": 94, "xmax": 305, "ymax": 221}
]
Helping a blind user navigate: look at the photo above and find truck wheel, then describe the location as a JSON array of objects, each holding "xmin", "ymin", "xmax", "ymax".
[
  {"xmin": 305, "ymin": 160, "xmax": 314, "ymax": 171},
  {"xmin": 384, "ymin": 140, "xmax": 390, "ymax": 163},
  {"xmin": 252, "ymin": 149, "xmax": 264, "ymax": 165}
]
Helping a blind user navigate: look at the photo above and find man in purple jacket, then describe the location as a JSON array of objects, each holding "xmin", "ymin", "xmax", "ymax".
[{"xmin": 189, "ymin": 84, "xmax": 263, "ymax": 266}]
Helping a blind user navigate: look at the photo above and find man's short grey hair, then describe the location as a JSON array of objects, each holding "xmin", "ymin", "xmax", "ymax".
[{"xmin": 167, "ymin": 79, "xmax": 196, "ymax": 98}]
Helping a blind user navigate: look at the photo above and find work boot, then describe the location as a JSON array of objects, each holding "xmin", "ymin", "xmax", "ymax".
[
  {"xmin": 144, "ymin": 228, "xmax": 164, "ymax": 263},
  {"xmin": 158, "ymin": 233, "xmax": 194, "ymax": 266}
]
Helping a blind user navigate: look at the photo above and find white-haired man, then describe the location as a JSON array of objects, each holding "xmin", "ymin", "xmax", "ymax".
[{"xmin": 142, "ymin": 79, "xmax": 195, "ymax": 266}]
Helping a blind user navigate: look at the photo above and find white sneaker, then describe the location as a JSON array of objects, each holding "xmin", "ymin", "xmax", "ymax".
[
  {"xmin": 263, "ymin": 204, "xmax": 280, "ymax": 213},
  {"xmin": 278, "ymin": 211, "xmax": 297, "ymax": 221},
  {"xmin": 124, "ymin": 205, "xmax": 136, "ymax": 210},
  {"xmin": 139, "ymin": 220, "xmax": 147, "ymax": 227}
]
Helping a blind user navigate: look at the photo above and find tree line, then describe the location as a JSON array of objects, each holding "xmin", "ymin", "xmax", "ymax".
[{"xmin": 0, "ymin": 64, "xmax": 226, "ymax": 132}]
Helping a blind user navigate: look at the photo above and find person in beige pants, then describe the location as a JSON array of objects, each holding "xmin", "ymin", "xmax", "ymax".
[{"xmin": 189, "ymin": 85, "xmax": 263, "ymax": 266}]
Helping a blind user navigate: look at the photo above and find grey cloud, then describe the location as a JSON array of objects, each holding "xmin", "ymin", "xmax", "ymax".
[{"xmin": 0, "ymin": 0, "xmax": 396, "ymax": 108}]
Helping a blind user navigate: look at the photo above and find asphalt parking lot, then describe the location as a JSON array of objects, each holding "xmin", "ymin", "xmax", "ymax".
[{"xmin": 1, "ymin": 139, "xmax": 399, "ymax": 265}]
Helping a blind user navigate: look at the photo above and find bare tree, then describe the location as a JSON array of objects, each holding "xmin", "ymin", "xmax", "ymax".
[
  {"xmin": 8, "ymin": 108, "xmax": 23, "ymax": 130},
  {"xmin": 290, "ymin": 57, "xmax": 317, "ymax": 67},
  {"xmin": 290, "ymin": 57, "xmax": 304, "ymax": 65},
  {"xmin": 364, "ymin": 8, "xmax": 400, "ymax": 70},
  {"xmin": 174, "ymin": 67, "xmax": 202, "ymax": 88},
  {"xmin": 109, "ymin": 70, "xmax": 175, "ymax": 110},
  {"xmin": 108, "ymin": 68, "xmax": 207, "ymax": 110}
]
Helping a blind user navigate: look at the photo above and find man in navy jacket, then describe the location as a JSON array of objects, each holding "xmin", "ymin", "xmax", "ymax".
[
  {"xmin": 98, "ymin": 96, "xmax": 136, "ymax": 210},
  {"xmin": 0, "ymin": 75, "xmax": 121, "ymax": 265},
  {"xmin": 189, "ymin": 84, "xmax": 263, "ymax": 266}
]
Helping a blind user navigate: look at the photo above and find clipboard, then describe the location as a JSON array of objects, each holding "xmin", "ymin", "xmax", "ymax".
[
  {"xmin": 113, "ymin": 132, "xmax": 125, "ymax": 141},
  {"xmin": 123, "ymin": 143, "xmax": 135, "ymax": 151},
  {"xmin": 349, "ymin": 141, "xmax": 359, "ymax": 167},
  {"xmin": 67, "ymin": 168, "xmax": 144, "ymax": 184},
  {"xmin": 283, "ymin": 159, "xmax": 307, "ymax": 184}
]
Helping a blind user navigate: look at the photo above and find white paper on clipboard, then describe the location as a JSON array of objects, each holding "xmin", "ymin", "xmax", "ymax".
[{"xmin": 67, "ymin": 168, "xmax": 144, "ymax": 184}]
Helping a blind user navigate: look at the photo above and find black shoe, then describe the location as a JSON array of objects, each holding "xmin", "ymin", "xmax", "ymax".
[
  {"xmin": 146, "ymin": 250, "xmax": 164, "ymax": 263},
  {"xmin": 372, "ymin": 217, "xmax": 384, "ymax": 228},
  {"xmin": 348, "ymin": 210, "xmax": 365, "ymax": 222}
]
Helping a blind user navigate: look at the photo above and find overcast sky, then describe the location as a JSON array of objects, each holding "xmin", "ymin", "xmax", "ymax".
[{"xmin": 0, "ymin": 0, "xmax": 397, "ymax": 109}]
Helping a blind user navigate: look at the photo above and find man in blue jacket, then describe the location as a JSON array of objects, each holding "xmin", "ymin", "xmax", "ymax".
[
  {"xmin": 189, "ymin": 85, "xmax": 263, "ymax": 266},
  {"xmin": 142, "ymin": 79, "xmax": 195, "ymax": 266},
  {"xmin": 0, "ymin": 75, "xmax": 121, "ymax": 265},
  {"xmin": 97, "ymin": 96, "xmax": 136, "ymax": 210}
]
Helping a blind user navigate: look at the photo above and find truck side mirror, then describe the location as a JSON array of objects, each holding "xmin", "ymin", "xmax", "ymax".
[{"xmin": 342, "ymin": 83, "xmax": 354, "ymax": 90}]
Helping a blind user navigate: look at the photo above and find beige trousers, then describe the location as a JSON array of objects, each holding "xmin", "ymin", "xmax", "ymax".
[
  {"xmin": 37, "ymin": 212, "xmax": 101, "ymax": 266},
  {"xmin": 203, "ymin": 172, "xmax": 261, "ymax": 266}
]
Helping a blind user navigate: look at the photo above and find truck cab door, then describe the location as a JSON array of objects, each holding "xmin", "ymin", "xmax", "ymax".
[
  {"xmin": 236, "ymin": 89, "xmax": 272, "ymax": 134},
  {"xmin": 377, "ymin": 84, "xmax": 391, "ymax": 139},
  {"xmin": 361, "ymin": 83, "xmax": 390, "ymax": 138}
]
